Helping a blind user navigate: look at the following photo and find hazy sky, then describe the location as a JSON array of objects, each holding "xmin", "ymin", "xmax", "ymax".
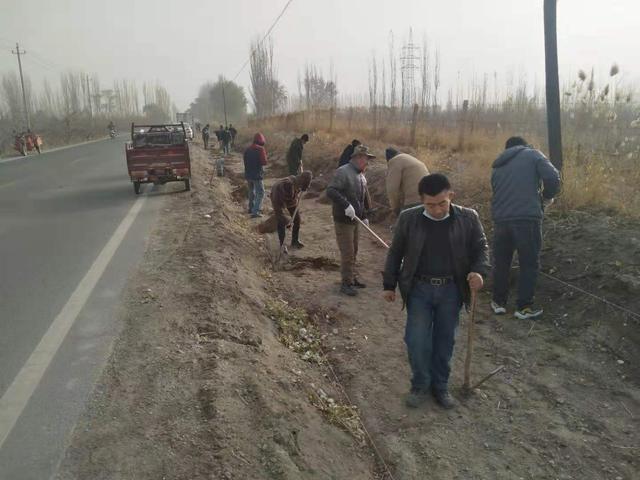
[{"xmin": 1, "ymin": 0, "xmax": 638, "ymax": 110}]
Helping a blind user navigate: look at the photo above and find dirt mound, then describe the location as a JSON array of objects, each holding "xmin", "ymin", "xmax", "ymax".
[
  {"xmin": 56, "ymin": 143, "xmax": 379, "ymax": 480},
  {"xmin": 284, "ymin": 256, "xmax": 340, "ymax": 272}
]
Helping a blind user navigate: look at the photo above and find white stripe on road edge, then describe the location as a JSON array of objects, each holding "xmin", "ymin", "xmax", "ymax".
[{"xmin": 0, "ymin": 195, "xmax": 147, "ymax": 449}]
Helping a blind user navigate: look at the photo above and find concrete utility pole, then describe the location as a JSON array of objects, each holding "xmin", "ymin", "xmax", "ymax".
[
  {"xmin": 544, "ymin": 0, "xmax": 563, "ymax": 170},
  {"xmin": 11, "ymin": 43, "xmax": 31, "ymax": 130},
  {"xmin": 221, "ymin": 78, "xmax": 228, "ymax": 126}
]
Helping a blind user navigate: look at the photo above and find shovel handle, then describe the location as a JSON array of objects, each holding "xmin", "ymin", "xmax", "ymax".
[
  {"xmin": 353, "ymin": 217, "xmax": 390, "ymax": 249},
  {"xmin": 463, "ymin": 290, "xmax": 478, "ymax": 390}
]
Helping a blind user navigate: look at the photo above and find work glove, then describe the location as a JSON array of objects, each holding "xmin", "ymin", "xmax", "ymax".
[
  {"xmin": 344, "ymin": 204, "xmax": 356, "ymax": 220},
  {"xmin": 362, "ymin": 219, "xmax": 370, "ymax": 227}
]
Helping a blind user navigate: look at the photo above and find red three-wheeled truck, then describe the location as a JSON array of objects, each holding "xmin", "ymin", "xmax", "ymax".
[{"xmin": 125, "ymin": 122, "xmax": 192, "ymax": 195}]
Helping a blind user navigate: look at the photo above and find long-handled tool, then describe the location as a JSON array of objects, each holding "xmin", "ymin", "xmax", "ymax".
[
  {"xmin": 353, "ymin": 216, "xmax": 389, "ymax": 249},
  {"xmin": 463, "ymin": 290, "xmax": 478, "ymax": 392},
  {"xmin": 275, "ymin": 192, "xmax": 305, "ymax": 263},
  {"xmin": 462, "ymin": 290, "xmax": 505, "ymax": 394}
]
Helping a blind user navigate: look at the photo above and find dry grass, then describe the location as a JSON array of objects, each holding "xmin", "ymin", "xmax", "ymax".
[{"xmin": 248, "ymin": 111, "xmax": 639, "ymax": 217}]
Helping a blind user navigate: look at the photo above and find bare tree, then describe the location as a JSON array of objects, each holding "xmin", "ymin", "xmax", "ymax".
[
  {"xmin": 388, "ymin": 31, "xmax": 397, "ymax": 109},
  {"xmin": 303, "ymin": 64, "xmax": 337, "ymax": 110},
  {"xmin": 433, "ymin": 48, "xmax": 441, "ymax": 111},
  {"xmin": 249, "ymin": 37, "xmax": 287, "ymax": 117},
  {"xmin": 420, "ymin": 36, "xmax": 430, "ymax": 114},
  {"xmin": 1, "ymin": 73, "xmax": 24, "ymax": 122}
]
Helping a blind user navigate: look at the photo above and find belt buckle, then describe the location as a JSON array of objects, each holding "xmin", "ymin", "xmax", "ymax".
[{"xmin": 430, "ymin": 278, "xmax": 443, "ymax": 286}]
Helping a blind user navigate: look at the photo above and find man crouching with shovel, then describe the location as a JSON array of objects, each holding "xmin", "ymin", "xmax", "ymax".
[
  {"xmin": 270, "ymin": 171, "xmax": 313, "ymax": 253},
  {"xmin": 382, "ymin": 174, "xmax": 490, "ymax": 410}
]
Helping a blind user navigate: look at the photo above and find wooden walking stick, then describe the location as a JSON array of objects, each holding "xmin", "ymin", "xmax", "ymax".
[
  {"xmin": 462, "ymin": 290, "xmax": 505, "ymax": 394},
  {"xmin": 463, "ymin": 289, "xmax": 478, "ymax": 393}
]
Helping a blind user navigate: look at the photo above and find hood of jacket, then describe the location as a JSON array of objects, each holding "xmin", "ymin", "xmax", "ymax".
[
  {"xmin": 253, "ymin": 132, "xmax": 266, "ymax": 146},
  {"xmin": 492, "ymin": 145, "xmax": 528, "ymax": 169}
]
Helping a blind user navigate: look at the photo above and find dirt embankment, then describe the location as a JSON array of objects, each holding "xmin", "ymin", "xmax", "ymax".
[
  {"xmin": 56, "ymin": 145, "xmax": 379, "ymax": 479},
  {"xmin": 227, "ymin": 132, "xmax": 640, "ymax": 479},
  {"xmin": 58, "ymin": 136, "xmax": 639, "ymax": 480}
]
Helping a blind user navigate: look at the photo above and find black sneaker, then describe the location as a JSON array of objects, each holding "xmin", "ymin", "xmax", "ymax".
[
  {"xmin": 351, "ymin": 278, "xmax": 366, "ymax": 289},
  {"xmin": 290, "ymin": 240, "xmax": 305, "ymax": 249},
  {"xmin": 340, "ymin": 282, "xmax": 358, "ymax": 296},
  {"xmin": 405, "ymin": 388, "xmax": 429, "ymax": 408},
  {"xmin": 432, "ymin": 388, "xmax": 456, "ymax": 410}
]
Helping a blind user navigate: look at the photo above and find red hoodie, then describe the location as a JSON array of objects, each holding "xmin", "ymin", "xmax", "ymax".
[{"xmin": 243, "ymin": 132, "xmax": 268, "ymax": 180}]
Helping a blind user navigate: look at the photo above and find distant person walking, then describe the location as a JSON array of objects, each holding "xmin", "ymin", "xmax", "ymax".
[
  {"xmin": 338, "ymin": 139, "xmax": 361, "ymax": 167},
  {"xmin": 202, "ymin": 124, "xmax": 210, "ymax": 149},
  {"xmin": 228, "ymin": 124, "xmax": 238, "ymax": 147},
  {"xmin": 286, "ymin": 134, "xmax": 309, "ymax": 175},
  {"xmin": 385, "ymin": 147, "xmax": 430, "ymax": 216},
  {"xmin": 326, "ymin": 145, "xmax": 374, "ymax": 297},
  {"xmin": 220, "ymin": 127, "xmax": 232, "ymax": 155},
  {"xmin": 243, "ymin": 133, "xmax": 268, "ymax": 218},
  {"xmin": 490, "ymin": 136, "xmax": 561, "ymax": 319},
  {"xmin": 270, "ymin": 171, "xmax": 313, "ymax": 251}
]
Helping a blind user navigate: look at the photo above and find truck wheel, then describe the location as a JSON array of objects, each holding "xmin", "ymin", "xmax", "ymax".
[
  {"xmin": 134, "ymin": 182, "xmax": 141, "ymax": 195},
  {"xmin": 184, "ymin": 179, "xmax": 191, "ymax": 191}
]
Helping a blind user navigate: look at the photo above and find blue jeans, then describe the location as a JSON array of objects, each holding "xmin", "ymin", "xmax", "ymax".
[
  {"xmin": 247, "ymin": 180, "xmax": 264, "ymax": 215},
  {"xmin": 405, "ymin": 281, "xmax": 462, "ymax": 391},
  {"xmin": 492, "ymin": 220, "xmax": 542, "ymax": 309}
]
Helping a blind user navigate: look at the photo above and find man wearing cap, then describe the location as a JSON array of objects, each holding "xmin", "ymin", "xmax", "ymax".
[
  {"xmin": 385, "ymin": 147, "xmax": 430, "ymax": 216},
  {"xmin": 270, "ymin": 171, "xmax": 313, "ymax": 251},
  {"xmin": 326, "ymin": 145, "xmax": 374, "ymax": 296}
]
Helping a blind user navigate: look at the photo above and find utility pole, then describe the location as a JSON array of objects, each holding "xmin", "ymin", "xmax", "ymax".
[
  {"xmin": 544, "ymin": 0, "xmax": 563, "ymax": 170},
  {"xmin": 221, "ymin": 78, "xmax": 228, "ymax": 126},
  {"xmin": 85, "ymin": 74, "xmax": 93, "ymax": 118},
  {"xmin": 11, "ymin": 43, "xmax": 31, "ymax": 130}
]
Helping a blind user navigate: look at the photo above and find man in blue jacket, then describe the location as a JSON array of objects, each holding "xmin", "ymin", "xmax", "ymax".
[
  {"xmin": 490, "ymin": 136, "xmax": 561, "ymax": 320},
  {"xmin": 243, "ymin": 133, "xmax": 268, "ymax": 218}
]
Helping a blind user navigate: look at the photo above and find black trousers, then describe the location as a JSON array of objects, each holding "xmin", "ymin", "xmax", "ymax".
[
  {"xmin": 277, "ymin": 206, "xmax": 301, "ymax": 246},
  {"xmin": 492, "ymin": 220, "xmax": 542, "ymax": 309}
]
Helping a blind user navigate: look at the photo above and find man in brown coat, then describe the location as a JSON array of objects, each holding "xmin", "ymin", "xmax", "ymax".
[
  {"xmin": 385, "ymin": 148, "xmax": 430, "ymax": 216},
  {"xmin": 270, "ymin": 171, "xmax": 313, "ymax": 251}
]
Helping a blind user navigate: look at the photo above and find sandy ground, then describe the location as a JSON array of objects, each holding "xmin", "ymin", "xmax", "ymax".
[{"xmin": 57, "ymin": 137, "xmax": 639, "ymax": 480}]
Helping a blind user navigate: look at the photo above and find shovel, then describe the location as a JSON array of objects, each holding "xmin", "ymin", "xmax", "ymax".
[
  {"xmin": 462, "ymin": 289, "xmax": 505, "ymax": 395},
  {"xmin": 353, "ymin": 216, "xmax": 389, "ymax": 249}
]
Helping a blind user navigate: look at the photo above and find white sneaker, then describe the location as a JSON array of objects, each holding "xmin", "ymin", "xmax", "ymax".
[
  {"xmin": 491, "ymin": 301, "xmax": 507, "ymax": 315},
  {"xmin": 514, "ymin": 306, "xmax": 544, "ymax": 320}
]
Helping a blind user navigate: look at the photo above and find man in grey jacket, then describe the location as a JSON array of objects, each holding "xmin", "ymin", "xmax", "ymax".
[
  {"xmin": 491, "ymin": 136, "xmax": 561, "ymax": 320},
  {"xmin": 326, "ymin": 145, "xmax": 374, "ymax": 296}
]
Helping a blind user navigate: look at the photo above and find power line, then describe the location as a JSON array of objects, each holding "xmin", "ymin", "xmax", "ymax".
[{"xmin": 231, "ymin": 0, "xmax": 295, "ymax": 82}]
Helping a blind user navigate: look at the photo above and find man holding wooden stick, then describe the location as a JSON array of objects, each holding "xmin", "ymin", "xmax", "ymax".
[
  {"xmin": 382, "ymin": 174, "xmax": 490, "ymax": 409},
  {"xmin": 270, "ymin": 171, "xmax": 313, "ymax": 252},
  {"xmin": 326, "ymin": 145, "xmax": 374, "ymax": 297}
]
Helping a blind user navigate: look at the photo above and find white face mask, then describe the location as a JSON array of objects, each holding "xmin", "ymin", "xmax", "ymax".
[{"xmin": 423, "ymin": 209, "xmax": 450, "ymax": 222}]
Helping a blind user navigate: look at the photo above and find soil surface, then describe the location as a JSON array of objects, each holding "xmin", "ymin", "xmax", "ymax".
[{"xmin": 57, "ymin": 137, "xmax": 639, "ymax": 480}]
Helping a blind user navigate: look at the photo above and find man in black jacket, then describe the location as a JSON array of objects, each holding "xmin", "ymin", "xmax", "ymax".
[
  {"xmin": 286, "ymin": 134, "xmax": 309, "ymax": 175},
  {"xmin": 327, "ymin": 144, "xmax": 374, "ymax": 296},
  {"xmin": 338, "ymin": 139, "xmax": 361, "ymax": 167},
  {"xmin": 382, "ymin": 174, "xmax": 490, "ymax": 410}
]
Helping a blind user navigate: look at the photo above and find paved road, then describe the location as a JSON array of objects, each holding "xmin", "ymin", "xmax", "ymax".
[{"xmin": 0, "ymin": 138, "xmax": 180, "ymax": 479}]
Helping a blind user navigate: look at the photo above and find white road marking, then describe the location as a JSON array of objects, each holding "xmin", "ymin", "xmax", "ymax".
[{"xmin": 0, "ymin": 195, "xmax": 147, "ymax": 449}]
